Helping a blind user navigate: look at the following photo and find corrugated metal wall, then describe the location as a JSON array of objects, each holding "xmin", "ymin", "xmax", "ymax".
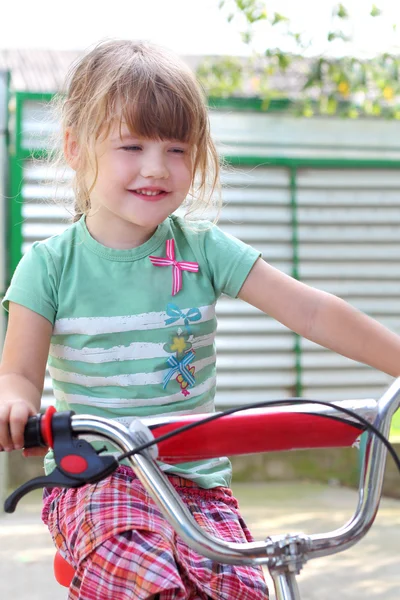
[
  {"xmin": 297, "ymin": 168, "xmax": 400, "ymax": 399},
  {"xmin": 214, "ymin": 166, "xmax": 297, "ymax": 405},
  {"xmin": 8, "ymin": 94, "xmax": 400, "ymax": 409}
]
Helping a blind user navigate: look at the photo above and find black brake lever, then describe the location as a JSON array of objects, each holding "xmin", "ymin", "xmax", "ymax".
[{"xmin": 4, "ymin": 411, "xmax": 118, "ymax": 513}]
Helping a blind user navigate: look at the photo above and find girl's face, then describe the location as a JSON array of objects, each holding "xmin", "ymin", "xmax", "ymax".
[{"xmin": 71, "ymin": 122, "xmax": 193, "ymax": 246}]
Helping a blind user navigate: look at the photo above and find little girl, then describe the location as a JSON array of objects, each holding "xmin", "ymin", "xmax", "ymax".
[{"xmin": 1, "ymin": 39, "xmax": 400, "ymax": 600}]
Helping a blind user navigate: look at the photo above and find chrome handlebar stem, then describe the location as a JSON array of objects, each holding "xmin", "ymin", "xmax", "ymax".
[{"xmin": 307, "ymin": 377, "xmax": 400, "ymax": 559}]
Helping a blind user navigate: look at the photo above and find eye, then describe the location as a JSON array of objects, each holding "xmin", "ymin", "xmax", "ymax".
[
  {"xmin": 121, "ymin": 145, "xmax": 142, "ymax": 151},
  {"xmin": 169, "ymin": 147, "xmax": 186, "ymax": 154}
]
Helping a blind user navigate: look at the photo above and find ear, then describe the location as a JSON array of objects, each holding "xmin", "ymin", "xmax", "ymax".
[{"xmin": 64, "ymin": 128, "xmax": 80, "ymax": 171}]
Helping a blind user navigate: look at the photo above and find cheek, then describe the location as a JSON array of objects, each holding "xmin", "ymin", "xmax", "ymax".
[
  {"xmin": 98, "ymin": 151, "xmax": 130, "ymax": 177},
  {"xmin": 90, "ymin": 164, "xmax": 119, "ymax": 198},
  {"xmin": 177, "ymin": 163, "xmax": 193, "ymax": 189}
]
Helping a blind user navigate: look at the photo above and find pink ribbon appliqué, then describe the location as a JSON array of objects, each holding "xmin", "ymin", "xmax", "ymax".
[{"xmin": 149, "ymin": 239, "xmax": 199, "ymax": 296}]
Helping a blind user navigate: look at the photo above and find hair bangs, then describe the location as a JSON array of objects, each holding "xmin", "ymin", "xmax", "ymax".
[{"xmin": 116, "ymin": 78, "xmax": 201, "ymax": 145}]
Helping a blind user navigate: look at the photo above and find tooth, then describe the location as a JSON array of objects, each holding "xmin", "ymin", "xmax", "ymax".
[{"xmin": 134, "ymin": 190, "xmax": 162, "ymax": 195}]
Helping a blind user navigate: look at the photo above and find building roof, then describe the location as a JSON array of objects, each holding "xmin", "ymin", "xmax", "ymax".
[
  {"xmin": 0, "ymin": 48, "xmax": 213, "ymax": 93},
  {"xmin": 0, "ymin": 48, "xmax": 304, "ymax": 96},
  {"xmin": 0, "ymin": 49, "xmax": 84, "ymax": 92}
]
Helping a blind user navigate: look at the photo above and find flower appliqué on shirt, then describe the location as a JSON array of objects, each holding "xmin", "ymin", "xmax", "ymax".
[
  {"xmin": 163, "ymin": 330, "xmax": 192, "ymax": 356},
  {"xmin": 171, "ymin": 336, "xmax": 189, "ymax": 354},
  {"xmin": 176, "ymin": 365, "xmax": 196, "ymax": 397}
]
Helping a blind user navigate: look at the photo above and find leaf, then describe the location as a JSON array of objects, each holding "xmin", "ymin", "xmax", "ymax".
[
  {"xmin": 372, "ymin": 102, "xmax": 382, "ymax": 116},
  {"xmin": 319, "ymin": 95, "xmax": 329, "ymax": 114},
  {"xmin": 364, "ymin": 99, "xmax": 374, "ymax": 115},
  {"xmin": 303, "ymin": 105, "xmax": 314, "ymax": 118},
  {"xmin": 290, "ymin": 32, "xmax": 302, "ymax": 45},
  {"xmin": 316, "ymin": 57, "xmax": 324, "ymax": 79},
  {"xmin": 359, "ymin": 65, "xmax": 367, "ymax": 86},
  {"xmin": 234, "ymin": 0, "xmax": 269, "ymax": 24},
  {"xmin": 272, "ymin": 12, "xmax": 289, "ymax": 26},
  {"xmin": 277, "ymin": 52, "xmax": 291, "ymax": 70},
  {"xmin": 327, "ymin": 96, "xmax": 338, "ymax": 114},
  {"xmin": 370, "ymin": 4, "xmax": 382, "ymax": 17},
  {"xmin": 337, "ymin": 3, "xmax": 349, "ymax": 18},
  {"xmin": 327, "ymin": 30, "xmax": 351, "ymax": 42},
  {"xmin": 347, "ymin": 107, "xmax": 359, "ymax": 119},
  {"xmin": 303, "ymin": 60, "xmax": 323, "ymax": 89},
  {"xmin": 241, "ymin": 30, "xmax": 253, "ymax": 44},
  {"xmin": 196, "ymin": 56, "xmax": 244, "ymax": 97}
]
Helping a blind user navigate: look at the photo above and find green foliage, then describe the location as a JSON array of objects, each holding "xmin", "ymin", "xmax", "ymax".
[
  {"xmin": 370, "ymin": 4, "xmax": 382, "ymax": 17},
  {"xmin": 197, "ymin": 56, "xmax": 244, "ymax": 97},
  {"xmin": 336, "ymin": 3, "xmax": 349, "ymax": 19},
  {"xmin": 197, "ymin": 1, "xmax": 400, "ymax": 118}
]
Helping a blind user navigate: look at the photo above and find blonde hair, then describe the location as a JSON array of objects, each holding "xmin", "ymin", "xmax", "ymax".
[{"xmin": 51, "ymin": 39, "xmax": 221, "ymax": 222}]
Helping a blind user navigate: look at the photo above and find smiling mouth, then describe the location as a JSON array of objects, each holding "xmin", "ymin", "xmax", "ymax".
[{"xmin": 128, "ymin": 188, "xmax": 169, "ymax": 201}]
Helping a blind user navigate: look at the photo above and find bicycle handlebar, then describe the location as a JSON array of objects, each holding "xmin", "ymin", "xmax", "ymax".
[
  {"xmin": 24, "ymin": 398, "xmax": 375, "ymax": 459},
  {"xmin": 5, "ymin": 378, "xmax": 400, "ymax": 572}
]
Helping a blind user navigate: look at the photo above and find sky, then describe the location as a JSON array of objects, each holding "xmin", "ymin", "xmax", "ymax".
[{"xmin": 1, "ymin": 0, "xmax": 400, "ymax": 57}]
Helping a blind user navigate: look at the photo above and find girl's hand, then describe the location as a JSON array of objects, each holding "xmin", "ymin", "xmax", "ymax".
[{"xmin": 0, "ymin": 399, "xmax": 37, "ymax": 452}]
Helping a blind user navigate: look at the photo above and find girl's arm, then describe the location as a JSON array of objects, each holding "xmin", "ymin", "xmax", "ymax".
[
  {"xmin": 238, "ymin": 258, "xmax": 400, "ymax": 377},
  {"xmin": 0, "ymin": 302, "xmax": 52, "ymax": 451}
]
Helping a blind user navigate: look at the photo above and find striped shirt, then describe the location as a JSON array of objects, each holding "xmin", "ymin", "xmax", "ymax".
[{"xmin": 3, "ymin": 214, "xmax": 260, "ymax": 488}]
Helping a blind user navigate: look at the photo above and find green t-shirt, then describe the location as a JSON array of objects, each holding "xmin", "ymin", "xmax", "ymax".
[{"xmin": 3, "ymin": 215, "xmax": 260, "ymax": 488}]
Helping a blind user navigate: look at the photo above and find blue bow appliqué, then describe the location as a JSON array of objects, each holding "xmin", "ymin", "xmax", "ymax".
[
  {"xmin": 163, "ymin": 350, "xmax": 196, "ymax": 390},
  {"xmin": 165, "ymin": 303, "xmax": 201, "ymax": 333}
]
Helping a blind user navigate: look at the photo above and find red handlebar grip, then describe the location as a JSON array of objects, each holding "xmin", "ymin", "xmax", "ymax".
[{"xmin": 152, "ymin": 411, "xmax": 363, "ymax": 463}]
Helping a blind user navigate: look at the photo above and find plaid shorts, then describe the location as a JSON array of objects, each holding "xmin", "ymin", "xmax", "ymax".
[{"xmin": 42, "ymin": 466, "xmax": 269, "ymax": 600}]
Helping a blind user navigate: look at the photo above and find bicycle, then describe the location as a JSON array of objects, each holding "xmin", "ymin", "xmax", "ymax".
[{"xmin": 4, "ymin": 377, "xmax": 400, "ymax": 600}]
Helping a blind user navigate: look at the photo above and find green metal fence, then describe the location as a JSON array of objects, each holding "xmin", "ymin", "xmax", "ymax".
[
  {"xmin": 8, "ymin": 92, "xmax": 54, "ymax": 277},
  {"xmin": 6, "ymin": 91, "xmax": 400, "ymax": 437}
]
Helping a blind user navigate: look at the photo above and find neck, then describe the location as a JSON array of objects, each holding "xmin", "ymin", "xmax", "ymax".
[{"xmin": 85, "ymin": 212, "xmax": 158, "ymax": 249}]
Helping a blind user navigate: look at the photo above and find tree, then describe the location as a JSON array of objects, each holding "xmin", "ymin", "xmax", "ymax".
[{"xmin": 197, "ymin": 1, "xmax": 400, "ymax": 118}]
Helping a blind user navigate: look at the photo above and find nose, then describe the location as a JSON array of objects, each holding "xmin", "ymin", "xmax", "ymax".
[{"xmin": 140, "ymin": 149, "xmax": 169, "ymax": 179}]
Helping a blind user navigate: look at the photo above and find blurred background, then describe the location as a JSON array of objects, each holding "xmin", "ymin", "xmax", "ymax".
[
  {"xmin": 2, "ymin": 0, "xmax": 400, "ymax": 484},
  {"xmin": 1, "ymin": 0, "xmax": 400, "ymax": 481},
  {"xmin": 1, "ymin": 1, "xmax": 400, "ymax": 598}
]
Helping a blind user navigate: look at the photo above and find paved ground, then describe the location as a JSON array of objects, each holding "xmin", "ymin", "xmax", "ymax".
[
  {"xmin": 235, "ymin": 482, "xmax": 400, "ymax": 599},
  {"xmin": 0, "ymin": 481, "xmax": 399, "ymax": 599}
]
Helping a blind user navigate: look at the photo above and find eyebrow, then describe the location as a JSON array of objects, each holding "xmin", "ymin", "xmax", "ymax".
[
  {"xmin": 112, "ymin": 135, "xmax": 190, "ymax": 145},
  {"xmin": 112, "ymin": 133, "xmax": 138, "ymax": 142}
]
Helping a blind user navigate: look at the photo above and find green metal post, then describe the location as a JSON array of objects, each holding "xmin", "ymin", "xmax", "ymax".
[
  {"xmin": 7, "ymin": 92, "xmax": 24, "ymax": 281},
  {"xmin": 8, "ymin": 157, "xmax": 24, "ymax": 278},
  {"xmin": 225, "ymin": 155, "xmax": 400, "ymax": 170},
  {"xmin": 0, "ymin": 70, "xmax": 10, "ymax": 508},
  {"xmin": 290, "ymin": 166, "xmax": 302, "ymax": 397}
]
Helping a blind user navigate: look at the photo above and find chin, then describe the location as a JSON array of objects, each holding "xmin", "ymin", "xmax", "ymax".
[{"xmin": 127, "ymin": 216, "xmax": 166, "ymax": 229}]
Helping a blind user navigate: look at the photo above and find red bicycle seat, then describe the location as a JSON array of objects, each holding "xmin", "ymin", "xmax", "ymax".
[{"xmin": 54, "ymin": 551, "xmax": 75, "ymax": 588}]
